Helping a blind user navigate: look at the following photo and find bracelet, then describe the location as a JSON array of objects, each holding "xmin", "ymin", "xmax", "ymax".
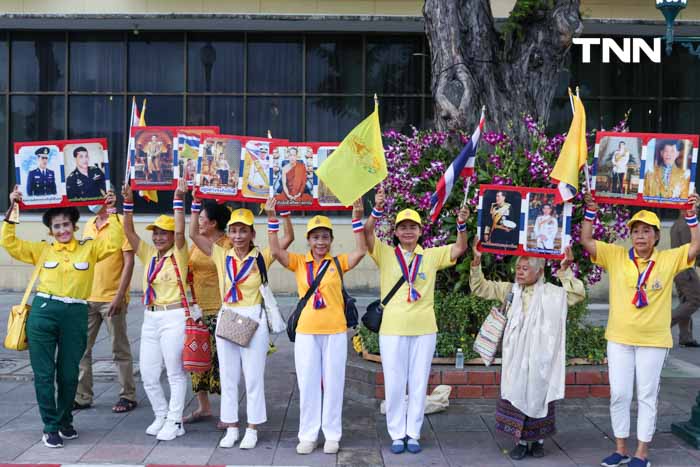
[
  {"xmin": 268, "ymin": 219, "xmax": 280, "ymax": 232},
  {"xmin": 123, "ymin": 202, "xmax": 134, "ymax": 213},
  {"xmin": 686, "ymin": 213, "xmax": 699, "ymax": 228},
  {"xmin": 279, "ymin": 211, "xmax": 291, "ymax": 217},
  {"xmin": 371, "ymin": 207, "xmax": 384, "ymax": 219},
  {"xmin": 456, "ymin": 221, "xmax": 467, "ymax": 232},
  {"xmin": 352, "ymin": 218, "xmax": 364, "ymax": 233},
  {"xmin": 173, "ymin": 199, "xmax": 184, "ymax": 211},
  {"xmin": 584, "ymin": 208, "xmax": 597, "ymax": 221},
  {"xmin": 191, "ymin": 202, "xmax": 201, "ymax": 213}
]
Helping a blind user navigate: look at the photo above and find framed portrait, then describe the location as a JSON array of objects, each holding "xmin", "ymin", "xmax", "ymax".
[
  {"xmin": 129, "ymin": 126, "xmax": 177, "ymax": 191},
  {"xmin": 176, "ymin": 126, "xmax": 219, "ymax": 189},
  {"xmin": 591, "ymin": 132, "xmax": 698, "ymax": 209},
  {"xmin": 239, "ymin": 137, "xmax": 289, "ymax": 200},
  {"xmin": 193, "ymin": 135, "xmax": 242, "ymax": 200},
  {"xmin": 477, "ymin": 185, "xmax": 572, "ymax": 259},
  {"xmin": 14, "ymin": 138, "xmax": 110, "ymax": 209},
  {"xmin": 315, "ymin": 144, "xmax": 344, "ymax": 207}
]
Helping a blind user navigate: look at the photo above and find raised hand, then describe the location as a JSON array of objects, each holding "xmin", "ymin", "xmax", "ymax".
[
  {"xmin": 121, "ymin": 183, "xmax": 133, "ymax": 204},
  {"xmin": 374, "ymin": 186, "xmax": 385, "ymax": 210},
  {"xmin": 9, "ymin": 185, "xmax": 22, "ymax": 204},
  {"xmin": 583, "ymin": 191, "xmax": 598, "ymax": 212},
  {"xmin": 174, "ymin": 178, "xmax": 187, "ymax": 199},
  {"xmin": 560, "ymin": 245, "xmax": 574, "ymax": 271},
  {"xmin": 471, "ymin": 238, "xmax": 482, "ymax": 266},
  {"xmin": 457, "ymin": 205, "xmax": 469, "ymax": 223},
  {"xmin": 352, "ymin": 198, "xmax": 364, "ymax": 219},
  {"xmin": 265, "ymin": 197, "xmax": 277, "ymax": 219}
]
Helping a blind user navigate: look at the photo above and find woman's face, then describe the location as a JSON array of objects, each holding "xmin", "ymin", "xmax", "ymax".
[
  {"xmin": 227, "ymin": 224, "xmax": 255, "ymax": 251},
  {"xmin": 515, "ymin": 257, "xmax": 541, "ymax": 285},
  {"xmin": 199, "ymin": 209, "xmax": 218, "ymax": 236},
  {"xmin": 49, "ymin": 213, "xmax": 75, "ymax": 244},
  {"xmin": 307, "ymin": 228, "xmax": 332, "ymax": 257},
  {"xmin": 631, "ymin": 222, "xmax": 658, "ymax": 255},
  {"xmin": 395, "ymin": 221, "xmax": 421, "ymax": 246},
  {"xmin": 151, "ymin": 227, "xmax": 175, "ymax": 253}
]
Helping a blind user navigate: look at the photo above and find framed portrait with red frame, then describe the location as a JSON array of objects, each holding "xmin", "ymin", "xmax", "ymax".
[
  {"xmin": 193, "ymin": 134, "xmax": 244, "ymax": 201},
  {"xmin": 14, "ymin": 138, "xmax": 111, "ymax": 210},
  {"xmin": 238, "ymin": 136, "xmax": 289, "ymax": 200},
  {"xmin": 176, "ymin": 126, "xmax": 220, "ymax": 189},
  {"xmin": 591, "ymin": 131, "xmax": 698, "ymax": 209},
  {"xmin": 476, "ymin": 185, "xmax": 573, "ymax": 259}
]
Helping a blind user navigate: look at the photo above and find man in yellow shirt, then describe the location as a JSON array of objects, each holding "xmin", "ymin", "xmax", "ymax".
[
  {"xmin": 74, "ymin": 203, "xmax": 136, "ymax": 413},
  {"xmin": 1, "ymin": 187, "xmax": 120, "ymax": 449},
  {"xmin": 581, "ymin": 192, "xmax": 700, "ymax": 467}
]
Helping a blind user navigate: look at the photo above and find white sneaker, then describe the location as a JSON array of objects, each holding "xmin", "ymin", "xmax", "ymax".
[
  {"xmin": 239, "ymin": 428, "xmax": 258, "ymax": 449},
  {"xmin": 219, "ymin": 427, "xmax": 239, "ymax": 448},
  {"xmin": 145, "ymin": 417, "xmax": 166, "ymax": 436},
  {"xmin": 156, "ymin": 420, "xmax": 185, "ymax": 441},
  {"xmin": 296, "ymin": 440, "xmax": 316, "ymax": 454},
  {"xmin": 323, "ymin": 439, "xmax": 339, "ymax": 454}
]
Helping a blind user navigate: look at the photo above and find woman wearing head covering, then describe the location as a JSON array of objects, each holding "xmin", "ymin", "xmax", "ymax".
[
  {"xmin": 121, "ymin": 180, "xmax": 189, "ymax": 442},
  {"xmin": 581, "ymin": 192, "xmax": 700, "ymax": 467},
  {"xmin": 189, "ymin": 200, "xmax": 293, "ymax": 449},
  {"xmin": 363, "ymin": 187, "xmax": 469, "ymax": 454},
  {"xmin": 267, "ymin": 198, "xmax": 366, "ymax": 455},
  {"xmin": 1, "ymin": 186, "xmax": 120, "ymax": 448}
]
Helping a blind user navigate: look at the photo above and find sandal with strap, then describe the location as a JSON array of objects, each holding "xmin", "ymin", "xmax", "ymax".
[
  {"xmin": 112, "ymin": 398, "xmax": 138, "ymax": 413},
  {"xmin": 183, "ymin": 410, "xmax": 214, "ymax": 424}
]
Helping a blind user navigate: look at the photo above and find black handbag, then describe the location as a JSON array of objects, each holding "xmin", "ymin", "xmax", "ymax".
[
  {"xmin": 362, "ymin": 261, "xmax": 412, "ymax": 333},
  {"xmin": 333, "ymin": 257, "xmax": 358, "ymax": 328},
  {"xmin": 287, "ymin": 259, "xmax": 331, "ymax": 342}
]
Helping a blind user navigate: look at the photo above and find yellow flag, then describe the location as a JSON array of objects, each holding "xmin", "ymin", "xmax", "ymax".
[
  {"xmin": 137, "ymin": 99, "xmax": 159, "ymax": 203},
  {"xmin": 550, "ymin": 89, "xmax": 587, "ymax": 202},
  {"xmin": 316, "ymin": 102, "xmax": 387, "ymax": 206}
]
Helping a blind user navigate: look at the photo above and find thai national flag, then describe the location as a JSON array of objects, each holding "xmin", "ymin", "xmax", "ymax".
[{"xmin": 428, "ymin": 108, "xmax": 485, "ymax": 222}]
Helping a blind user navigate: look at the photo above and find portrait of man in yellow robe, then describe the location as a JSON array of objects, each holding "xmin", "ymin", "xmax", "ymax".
[{"xmin": 643, "ymin": 139, "xmax": 690, "ymax": 200}]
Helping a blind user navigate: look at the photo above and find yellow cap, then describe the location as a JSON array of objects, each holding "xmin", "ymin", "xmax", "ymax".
[
  {"xmin": 395, "ymin": 208, "xmax": 422, "ymax": 227},
  {"xmin": 306, "ymin": 215, "xmax": 333, "ymax": 234},
  {"xmin": 145, "ymin": 215, "xmax": 175, "ymax": 232},
  {"xmin": 227, "ymin": 208, "xmax": 255, "ymax": 227},
  {"xmin": 627, "ymin": 210, "xmax": 661, "ymax": 230}
]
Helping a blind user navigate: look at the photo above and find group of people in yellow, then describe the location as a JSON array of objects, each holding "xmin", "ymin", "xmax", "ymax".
[{"xmin": 2, "ymin": 180, "xmax": 699, "ymax": 467}]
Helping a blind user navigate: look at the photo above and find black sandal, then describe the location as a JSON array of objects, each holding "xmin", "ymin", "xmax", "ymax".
[
  {"xmin": 112, "ymin": 398, "xmax": 137, "ymax": 413},
  {"xmin": 72, "ymin": 401, "xmax": 91, "ymax": 411}
]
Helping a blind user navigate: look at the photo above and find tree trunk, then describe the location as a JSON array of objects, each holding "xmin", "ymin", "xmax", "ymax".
[{"xmin": 424, "ymin": 0, "xmax": 583, "ymax": 145}]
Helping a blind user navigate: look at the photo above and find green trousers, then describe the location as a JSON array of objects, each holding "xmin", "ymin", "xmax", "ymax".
[{"xmin": 26, "ymin": 295, "xmax": 88, "ymax": 433}]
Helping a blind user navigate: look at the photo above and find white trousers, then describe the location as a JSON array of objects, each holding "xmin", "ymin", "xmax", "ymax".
[
  {"xmin": 607, "ymin": 340, "xmax": 668, "ymax": 443},
  {"xmin": 294, "ymin": 332, "xmax": 347, "ymax": 442},
  {"xmin": 216, "ymin": 304, "xmax": 269, "ymax": 425},
  {"xmin": 379, "ymin": 333, "xmax": 436, "ymax": 441},
  {"xmin": 139, "ymin": 308, "xmax": 187, "ymax": 422}
]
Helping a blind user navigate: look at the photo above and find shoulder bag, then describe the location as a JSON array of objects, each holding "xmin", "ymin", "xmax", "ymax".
[
  {"xmin": 362, "ymin": 257, "xmax": 414, "ymax": 333},
  {"xmin": 256, "ymin": 253, "xmax": 286, "ymax": 334},
  {"xmin": 473, "ymin": 291, "xmax": 513, "ymax": 366},
  {"xmin": 333, "ymin": 256, "xmax": 358, "ymax": 329},
  {"xmin": 286, "ymin": 261, "xmax": 331, "ymax": 342}
]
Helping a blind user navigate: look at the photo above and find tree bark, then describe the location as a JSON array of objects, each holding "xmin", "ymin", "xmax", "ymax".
[{"xmin": 424, "ymin": 0, "xmax": 583, "ymax": 145}]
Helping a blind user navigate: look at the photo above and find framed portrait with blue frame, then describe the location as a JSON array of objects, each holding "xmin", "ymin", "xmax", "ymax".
[{"xmin": 477, "ymin": 185, "xmax": 572, "ymax": 259}]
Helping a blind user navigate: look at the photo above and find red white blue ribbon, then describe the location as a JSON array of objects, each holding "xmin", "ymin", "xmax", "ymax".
[
  {"xmin": 629, "ymin": 248, "xmax": 655, "ymax": 309},
  {"xmin": 143, "ymin": 255, "xmax": 167, "ymax": 305},
  {"xmin": 394, "ymin": 246, "xmax": 422, "ymax": 302},
  {"xmin": 223, "ymin": 255, "xmax": 256, "ymax": 303},
  {"xmin": 306, "ymin": 259, "xmax": 331, "ymax": 309}
]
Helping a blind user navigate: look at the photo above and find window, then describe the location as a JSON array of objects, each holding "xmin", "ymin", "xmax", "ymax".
[
  {"xmin": 11, "ymin": 96, "xmax": 65, "ymax": 143},
  {"xmin": 128, "ymin": 32, "xmax": 184, "ymax": 93},
  {"xmin": 187, "ymin": 97, "xmax": 244, "ymax": 135},
  {"xmin": 247, "ymin": 36, "xmax": 302, "ymax": 93},
  {"xmin": 70, "ymin": 32, "xmax": 125, "ymax": 92},
  {"xmin": 11, "ymin": 32, "xmax": 66, "ymax": 92},
  {"xmin": 306, "ymin": 36, "xmax": 362, "ymax": 93},
  {"xmin": 306, "ymin": 96, "xmax": 363, "ymax": 141},
  {"xmin": 188, "ymin": 34, "xmax": 244, "ymax": 93},
  {"xmin": 247, "ymin": 96, "xmax": 303, "ymax": 141},
  {"xmin": 367, "ymin": 36, "xmax": 423, "ymax": 95}
]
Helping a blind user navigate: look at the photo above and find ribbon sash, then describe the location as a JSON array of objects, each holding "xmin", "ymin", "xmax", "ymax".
[
  {"xmin": 224, "ymin": 255, "xmax": 256, "ymax": 303},
  {"xmin": 306, "ymin": 259, "xmax": 331, "ymax": 309},
  {"xmin": 629, "ymin": 248, "xmax": 655, "ymax": 308},
  {"xmin": 143, "ymin": 255, "xmax": 167, "ymax": 305},
  {"xmin": 394, "ymin": 246, "xmax": 423, "ymax": 302}
]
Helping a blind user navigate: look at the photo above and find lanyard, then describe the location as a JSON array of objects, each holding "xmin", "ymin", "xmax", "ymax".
[
  {"xmin": 223, "ymin": 255, "xmax": 256, "ymax": 303},
  {"xmin": 394, "ymin": 246, "xmax": 423, "ymax": 302},
  {"xmin": 306, "ymin": 259, "xmax": 331, "ymax": 309},
  {"xmin": 629, "ymin": 248, "xmax": 655, "ymax": 308},
  {"xmin": 143, "ymin": 255, "xmax": 167, "ymax": 305}
]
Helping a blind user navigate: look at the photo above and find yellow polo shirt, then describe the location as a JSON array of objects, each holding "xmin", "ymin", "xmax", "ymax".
[
  {"xmin": 211, "ymin": 244, "xmax": 274, "ymax": 308},
  {"xmin": 1, "ymin": 219, "xmax": 121, "ymax": 299},
  {"xmin": 287, "ymin": 252, "xmax": 349, "ymax": 335},
  {"xmin": 369, "ymin": 239, "xmax": 456, "ymax": 336},
  {"xmin": 189, "ymin": 236, "xmax": 233, "ymax": 314},
  {"xmin": 83, "ymin": 214, "xmax": 133, "ymax": 303},
  {"xmin": 136, "ymin": 240, "xmax": 189, "ymax": 306},
  {"xmin": 593, "ymin": 241, "xmax": 693, "ymax": 348}
]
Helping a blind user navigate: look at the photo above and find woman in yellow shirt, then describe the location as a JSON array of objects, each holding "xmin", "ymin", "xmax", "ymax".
[
  {"xmin": 183, "ymin": 199, "xmax": 232, "ymax": 427},
  {"xmin": 121, "ymin": 181, "xmax": 189, "ymax": 442},
  {"xmin": 267, "ymin": 198, "xmax": 366, "ymax": 455},
  {"xmin": 189, "ymin": 200, "xmax": 293, "ymax": 450},
  {"xmin": 364, "ymin": 187, "xmax": 469, "ymax": 455},
  {"xmin": 581, "ymin": 192, "xmax": 700, "ymax": 467},
  {"xmin": 1, "ymin": 186, "xmax": 120, "ymax": 448}
]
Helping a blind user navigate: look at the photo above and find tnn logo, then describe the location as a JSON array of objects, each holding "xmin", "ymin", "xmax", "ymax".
[{"xmin": 572, "ymin": 38, "xmax": 661, "ymax": 64}]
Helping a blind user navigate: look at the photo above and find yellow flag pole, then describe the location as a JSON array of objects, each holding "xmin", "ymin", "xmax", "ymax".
[{"xmin": 569, "ymin": 87, "xmax": 591, "ymax": 192}]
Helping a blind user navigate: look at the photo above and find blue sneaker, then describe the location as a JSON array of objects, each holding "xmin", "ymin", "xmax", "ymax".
[
  {"xmin": 406, "ymin": 437, "xmax": 422, "ymax": 454},
  {"xmin": 390, "ymin": 439, "xmax": 405, "ymax": 454},
  {"xmin": 629, "ymin": 458, "xmax": 650, "ymax": 467},
  {"xmin": 601, "ymin": 452, "xmax": 631, "ymax": 467}
]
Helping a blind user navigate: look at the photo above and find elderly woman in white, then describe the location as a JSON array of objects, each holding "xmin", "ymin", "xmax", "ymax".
[{"xmin": 470, "ymin": 243, "xmax": 585, "ymax": 460}]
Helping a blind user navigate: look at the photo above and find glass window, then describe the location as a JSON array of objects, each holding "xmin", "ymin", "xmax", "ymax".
[
  {"xmin": 0, "ymin": 33, "xmax": 7, "ymax": 91},
  {"xmin": 128, "ymin": 33, "xmax": 184, "ymax": 93},
  {"xmin": 247, "ymin": 36, "xmax": 302, "ymax": 93},
  {"xmin": 246, "ymin": 97, "xmax": 302, "ymax": 141},
  {"xmin": 70, "ymin": 32, "xmax": 125, "ymax": 92},
  {"xmin": 11, "ymin": 96, "xmax": 65, "ymax": 142},
  {"xmin": 423, "ymin": 97, "xmax": 434, "ymax": 131},
  {"xmin": 130, "ymin": 95, "xmax": 183, "ymax": 126},
  {"xmin": 11, "ymin": 32, "xmax": 66, "ymax": 92},
  {"xmin": 306, "ymin": 96, "xmax": 363, "ymax": 141},
  {"xmin": 68, "ymin": 95, "xmax": 126, "ymax": 188},
  {"xmin": 600, "ymin": 60, "xmax": 660, "ymax": 99},
  {"xmin": 0, "ymin": 96, "xmax": 7, "ymax": 210},
  {"xmin": 661, "ymin": 101, "xmax": 700, "ymax": 134},
  {"xmin": 187, "ymin": 97, "xmax": 244, "ymax": 135},
  {"xmin": 370, "ymin": 96, "xmax": 421, "ymax": 134},
  {"xmin": 662, "ymin": 45, "xmax": 700, "ymax": 99},
  {"xmin": 306, "ymin": 36, "xmax": 362, "ymax": 93},
  {"xmin": 366, "ymin": 36, "xmax": 422, "ymax": 94},
  {"xmin": 188, "ymin": 34, "xmax": 244, "ymax": 93},
  {"xmin": 600, "ymin": 100, "xmax": 658, "ymax": 133},
  {"xmin": 567, "ymin": 44, "xmax": 600, "ymax": 98}
]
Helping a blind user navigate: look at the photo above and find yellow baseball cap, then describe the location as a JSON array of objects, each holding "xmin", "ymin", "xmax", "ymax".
[
  {"xmin": 627, "ymin": 210, "xmax": 661, "ymax": 230},
  {"xmin": 227, "ymin": 208, "xmax": 255, "ymax": 227},
  {"xmin": 395, "ymin": 208, "xmax": 422, "ymax": 227},
  {"xmin": 145, "ymin": 215, "xmax": 175, "ymax": 232},
  {"xmin": 306, "ymin": 215, "xmax": 333, "ymax": 234}
]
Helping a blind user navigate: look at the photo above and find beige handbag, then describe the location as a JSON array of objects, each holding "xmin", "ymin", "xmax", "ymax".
[
  {"xmin": 216, "ymin": 308, "xmax": 261, "ymax": 347},
  {"xmin": 5, "ymin": 248, "xmax": 47, "ymax": 351}
]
